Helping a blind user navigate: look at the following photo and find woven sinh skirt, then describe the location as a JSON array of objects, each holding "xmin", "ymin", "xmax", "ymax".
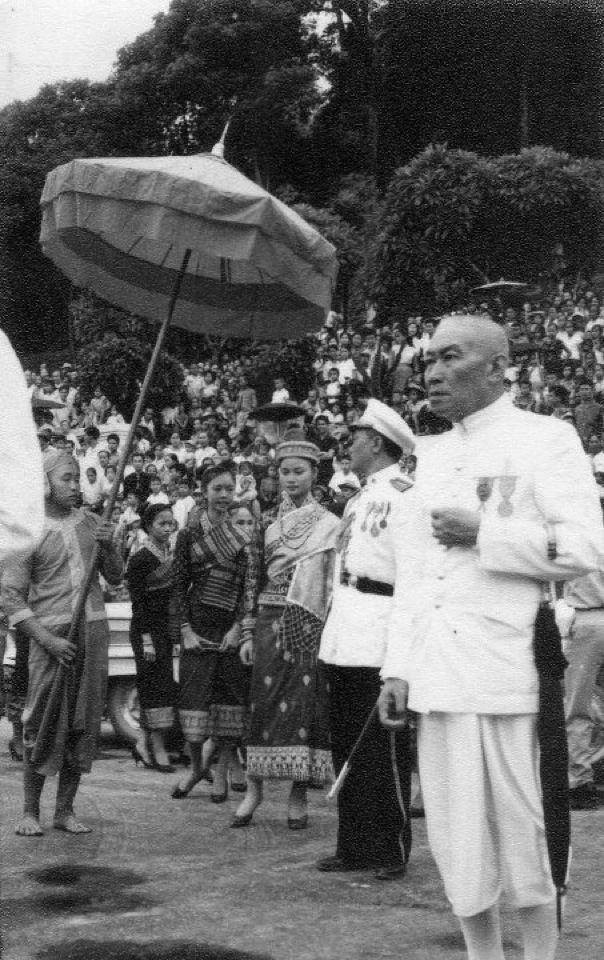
[
  {"xmin": 245, "ymin": 603, "xmax": 333, "ymax": 784},
  {"xmin": 130, "ymin": 620, "xmax": 175, "ymax": 731},
  {"xmin": 178, "ymin": 605, "xmax": 250, "ymax": 743}
]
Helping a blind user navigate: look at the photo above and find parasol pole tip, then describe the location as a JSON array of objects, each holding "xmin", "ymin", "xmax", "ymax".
[{"xmin": 211, "ymin": 120, "xmax": 231, "ymax": 158}]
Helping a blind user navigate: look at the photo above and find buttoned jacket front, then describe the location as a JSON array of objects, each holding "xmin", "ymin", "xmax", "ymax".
[
  {"xmin": 319, "ymin": 463, "xmax": 419, "ymax": 668},
  {"xmin": 381, "ymin": 395, "xmax": 604, "ymax": 714}
]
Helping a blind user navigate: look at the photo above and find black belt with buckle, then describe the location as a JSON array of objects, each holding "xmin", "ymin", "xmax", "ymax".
[{"xmin": 341, "ymin": 572, "xmax": 394, "ymax": 597}]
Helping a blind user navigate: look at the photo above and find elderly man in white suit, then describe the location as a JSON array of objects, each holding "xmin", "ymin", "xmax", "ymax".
[{"xmin": 379, "ymin": 314, "xmax": 604, "ymax": 960}]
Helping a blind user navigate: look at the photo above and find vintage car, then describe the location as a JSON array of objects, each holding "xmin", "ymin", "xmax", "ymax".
[{"xmin": 2, "ymin": 601, "xmax": 180, "ymax": 744}]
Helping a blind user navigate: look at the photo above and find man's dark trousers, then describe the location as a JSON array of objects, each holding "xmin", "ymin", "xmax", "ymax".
[{"xmin": 326, "ymin": 664, "xmax": 411, "ymax": 867}]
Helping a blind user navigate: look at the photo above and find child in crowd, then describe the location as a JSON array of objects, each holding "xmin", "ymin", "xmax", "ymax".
[
  {"xmin": 119, "ymin": 492, "xmax": 141, "ymax": 529},
  {"xmin": 235, "ymin": 461, "xmax": 257, "ymax": 505},
  {"xmin": 124, "ymin": 515, "xmax": 146, "ymax": 560},
  {"xmin": 147, "ymin": 476, "xmax": 170, "ymax": 506},
  {"xmin": 172, "ymin": 479, "xmax": 196, "ymax": 530}
]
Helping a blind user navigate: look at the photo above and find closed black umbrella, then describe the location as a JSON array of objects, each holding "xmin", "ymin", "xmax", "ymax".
[{"xmin": 533, "ymin": 587, "xmax": 570, "ymax": 931}]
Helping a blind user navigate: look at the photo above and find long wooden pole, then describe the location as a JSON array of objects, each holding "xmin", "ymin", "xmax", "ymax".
[{"xmin": 64, "ymin": 248, "xmax": 192, "ymax": 643}]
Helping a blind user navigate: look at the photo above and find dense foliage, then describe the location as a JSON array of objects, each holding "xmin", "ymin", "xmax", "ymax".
[
  {"xmin": 371, "ymin": 145, "xmax": 603, "ymax": 322},
  {"xmin": 71, "ymin": 292, "xmax": 183, "ymax": 416},
  {"xmin": 0, "ymin": 0, "xmax": 600, "ymax": 355}
]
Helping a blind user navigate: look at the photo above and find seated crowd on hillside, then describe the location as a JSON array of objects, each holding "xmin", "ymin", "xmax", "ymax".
[{"xmin": 25, "ymin": 277, "xmax": 604, "ymax": 574}]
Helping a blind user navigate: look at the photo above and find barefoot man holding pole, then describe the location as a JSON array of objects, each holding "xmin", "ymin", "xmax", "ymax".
[{"xmin": 2, "ymin": 448, "xmax": 122, "ymax": 836}]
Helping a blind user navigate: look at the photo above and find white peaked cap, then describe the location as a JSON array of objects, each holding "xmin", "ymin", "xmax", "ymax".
[{"xmin": 351, "ymin": 398, "xmax": 415, "ymax": 453}]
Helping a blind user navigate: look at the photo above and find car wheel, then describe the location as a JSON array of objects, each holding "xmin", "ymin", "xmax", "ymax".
[{"xmin": 107, "ymin": 679, "xmax": 140, "ymax": 743}]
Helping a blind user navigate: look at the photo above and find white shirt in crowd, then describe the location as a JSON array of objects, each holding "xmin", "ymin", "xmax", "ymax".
[
  {"xmin": 172, "ymin": 495, "xmax": 196, "ymax": 530},
  {"xmin": 337, "ymin": 358, "xmax": 356, "ymax": 383},
  {"xmin": 194, "ymin": 445, "xmax": 218, "ymax": 467},
  {"xmin": 147, "ymin": 491, "xmax": 170, "ymax": 506},
  {"xmin": 328, "ymin": 468, "xmax": 361, "ymax": 493},
  {"xmin": 556, "ymin": 329, "xmax": 583, "ymax": 360},
  {"xmin": 80, "ymin": 474, "xmax": 109, "ymax": 506}
]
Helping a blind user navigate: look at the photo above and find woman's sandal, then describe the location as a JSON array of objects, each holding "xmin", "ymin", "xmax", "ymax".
[{"xmin": 171, "ymin": 772, "xmax": 207, "ymax": 799}]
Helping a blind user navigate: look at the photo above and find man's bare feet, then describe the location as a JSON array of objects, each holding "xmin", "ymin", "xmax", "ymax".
[
  {"xmin": 53, "ymin": 814, "xmax": 92, "ymax": 834},
  {"xmin": 15, "ymin": 815, "xmax": 43, "ymax": 836}
]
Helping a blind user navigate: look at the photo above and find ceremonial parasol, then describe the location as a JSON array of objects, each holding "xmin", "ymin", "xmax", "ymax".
[
  {"xmin": 471, "ymin": 279, "xmax": 528, "ymax": 295},
  {"xmin": 35, "ymin": 143, "xmax": 337, "ymax": 734},
  {"xmin": 40, "ymin": 151, "xmax": 336, "ymax": 341},
  {"xmin": 254, "ymin": 401, "xmax": 307, "ymax": 444}
]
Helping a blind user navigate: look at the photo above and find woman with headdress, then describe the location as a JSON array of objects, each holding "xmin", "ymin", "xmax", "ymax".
[
  {"xmin": 125, "ymin": 502, "xmax": 177, "ymax": 772},
  {"xmin": 170, "ymin": 462, "xmax": 258, "ymax": 802},
  {"xmin": 232, "ymin": 434, "xmax": 340, "ymax": 829}
]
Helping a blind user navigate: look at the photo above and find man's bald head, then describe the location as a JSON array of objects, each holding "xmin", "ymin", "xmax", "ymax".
[
  {"xmin": 437, "ymin": 314, "xmax": 510, "ymax": 364},
  {"xmin": 424, "ymin": 313, "xmax": 510, "ymax": 422}
]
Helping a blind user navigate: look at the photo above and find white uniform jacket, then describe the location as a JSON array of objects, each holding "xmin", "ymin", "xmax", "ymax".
[
  {"xmin": 381, "ymin": 395, "xmax": 604, "ymax": 714},
  {"xmin": 319, "ymin": 463, "xmax": 420, "ymax": 668}
]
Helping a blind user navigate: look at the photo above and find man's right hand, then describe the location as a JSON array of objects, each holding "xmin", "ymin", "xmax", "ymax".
[
  {"xmin": 181, "ymin": 624, "xmax": 207, "ymax": 651},
  {"xmin": 43, "ymin": 633, "xmax": 77, "ymax": 667},
  {"xmin": 378, "ymin": 678, "xmax": 409, "ymax": 730}
]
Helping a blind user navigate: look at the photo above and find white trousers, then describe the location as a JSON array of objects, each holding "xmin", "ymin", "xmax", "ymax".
[
  {"xmin": 418, "ymin": 713, "xmax": 555, "ymax": 917},
  {"xmin": 564, "ymin": 609, "xmax": 604, "ymax": 788}
]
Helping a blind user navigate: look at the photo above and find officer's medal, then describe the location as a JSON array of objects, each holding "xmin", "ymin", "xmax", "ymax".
[
  {"xmin": 476, "ymin": 477, "xmax": 494, "ymax": 510},
  {"xmin": 497, "ymin": 474, "xmax": 517, "ymax": 516}
]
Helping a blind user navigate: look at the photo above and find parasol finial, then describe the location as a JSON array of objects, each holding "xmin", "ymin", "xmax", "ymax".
[{"xmin": 211, "ymin": 121, "xmax": 231, "ymax": 158}]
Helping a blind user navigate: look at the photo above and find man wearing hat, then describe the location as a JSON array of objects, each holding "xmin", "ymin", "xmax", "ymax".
[
  {"xmin": 378, "ymin": 314, "xmax": 604, "ymax": 960},
  {"xmin": 317, "ymin": 399, "xmax": 417, "ymax": 880},
  {"xmin": 1, "ymin": 448, "xmax": 122, "ymax": 837}
]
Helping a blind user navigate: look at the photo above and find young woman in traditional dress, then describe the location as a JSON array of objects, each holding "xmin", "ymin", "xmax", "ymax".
[
  {"xmin": 126, "ymin": 503, "xmax": 176, "ymax": 771},
  {"xmin": 171, "ymin": 464, "xmax": 257, "ymax": 802},
  {"xmin": 232, "ymin": 435, "xmax": 339, "ymax": 829}
]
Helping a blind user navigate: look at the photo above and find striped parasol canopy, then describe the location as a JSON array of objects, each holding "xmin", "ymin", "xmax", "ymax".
[{"xmin": 40, "ymin": 152, "xmax": 337, "ymax": 340}]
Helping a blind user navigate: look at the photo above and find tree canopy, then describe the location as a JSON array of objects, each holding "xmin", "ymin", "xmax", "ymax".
[
  {"xmin": 0, "ymin": 0, "xmax": 601, "ymax": 351},
  {"xmin": 370, "ymin": 144, "xmax": 603, "ymax": 321}
]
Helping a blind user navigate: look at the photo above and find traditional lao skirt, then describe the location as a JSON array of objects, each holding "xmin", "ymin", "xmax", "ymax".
[
  {"xmin": 178, "ymin": 604, "xmax": 250, "ymax": 743},
  {"xmin": 245, "ymin": 596, "xmax": 332, "ymax": 785}
]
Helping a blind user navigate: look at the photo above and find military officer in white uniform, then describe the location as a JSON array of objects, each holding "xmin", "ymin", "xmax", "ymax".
[
  {"xmin": 318, "ymin": 399, "xmax": 418, "ymax": 880},
  {"xmin": 379, "ymin": 314, "xmax": 604, "ymax": 960}
]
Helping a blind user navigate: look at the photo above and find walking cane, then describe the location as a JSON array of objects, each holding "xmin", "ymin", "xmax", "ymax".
[
  {"xmin": 327, "ymin": 702, "xmax": 379, "ymax": 800},
  {"xmin": 326, "ymin": 697, "xmax": 410, "ymax": 864}
]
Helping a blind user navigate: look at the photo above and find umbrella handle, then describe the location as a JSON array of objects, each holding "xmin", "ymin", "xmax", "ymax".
[{"xmin": 65, "ymin": 248, "xmax": 192, "ymax": 644}]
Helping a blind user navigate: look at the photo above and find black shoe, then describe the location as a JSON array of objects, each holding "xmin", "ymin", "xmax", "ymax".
[
  {"xmin": 374, "ymin": 861, "xmax": 406, "ymax": 881},
  {"xmin": 315, "ymin": 856, "xmax": 369, "ymax": 873},
  {"xmin": 152, "ymin": 759, "xmax": 176, "ymax": 773},
  {"xmin": 171, "ymin": 773, "xmax": 204, "ymax": 799},
  {"xmin": 131, "ymin": 745, "xmax": 154, "ymax": 769},
  {"xmin": 231, "ymin": 812, "xmax": 254, "ymax": 828},
  {"xmin": 569, "ymin": 783, "xmax": 600, "ymax": 810}
]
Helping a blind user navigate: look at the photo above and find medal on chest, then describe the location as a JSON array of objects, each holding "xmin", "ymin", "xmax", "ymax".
[{"xmin": 474, "ymin": 460, "xmax": 518, "ymax": 516}]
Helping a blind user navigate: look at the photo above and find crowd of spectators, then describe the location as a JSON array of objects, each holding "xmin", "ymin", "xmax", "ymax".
[{"xmin": 24, "ymin": 277, "xmax": 604, "ymax": 573}]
